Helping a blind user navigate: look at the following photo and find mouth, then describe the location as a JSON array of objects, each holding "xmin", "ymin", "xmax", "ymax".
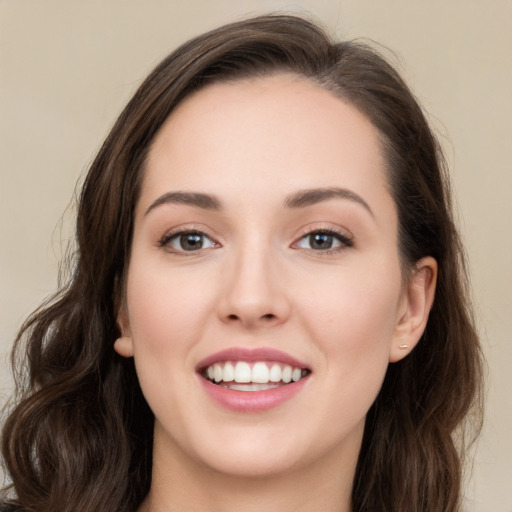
[
  {"xmin": 196, "ymin": 348, "xmax": 311, "ymax": 410},
  {"xmin": 201, "ymin": 361, "xmax": 311, "ymax": 392}
]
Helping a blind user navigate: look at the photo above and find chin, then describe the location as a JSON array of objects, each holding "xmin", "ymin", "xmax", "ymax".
[
  {"xmin": 181, "ymin": 419, "xmax": 361, "ymax": 481},
  {"xmin": 199, "ymin": 446, "xmax": 306, "ymax": 479}
]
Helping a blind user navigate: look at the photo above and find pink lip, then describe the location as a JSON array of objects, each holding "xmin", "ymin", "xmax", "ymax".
[
  {"xmin": 198, "ymin": 375, "xmax": 310, "ymax": 413},
  {"xmin": 195, "ymin": 347, "xmax": 309, "ymax": 371},
  {"xmin": 196, "ymin": 347, "xmax": 311, "ymax": 413}
]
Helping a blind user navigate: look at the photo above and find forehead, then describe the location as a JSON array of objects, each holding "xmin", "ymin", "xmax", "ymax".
[{"xmin": 142, "ymin": 75, "xmax": 392, "ymax": 219}]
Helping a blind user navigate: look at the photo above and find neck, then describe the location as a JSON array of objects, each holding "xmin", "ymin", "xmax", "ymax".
[{"xmin": 139, "ymin": 423, "xmax": 361, "ymax": 512}]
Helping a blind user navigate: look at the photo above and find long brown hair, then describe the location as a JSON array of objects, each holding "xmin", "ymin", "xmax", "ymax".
[{"xmin": 1, "ymin": 14, "xmax": 483, "ymax": 512}]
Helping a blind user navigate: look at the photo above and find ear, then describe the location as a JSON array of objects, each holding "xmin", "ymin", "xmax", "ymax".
[
  {"xmin": 389, "ymin": 256, "xmax": 437, "ymax": 363},
  {"xmin": 114, "ymin": 306, "xmax": 134, "ymax": 358}
]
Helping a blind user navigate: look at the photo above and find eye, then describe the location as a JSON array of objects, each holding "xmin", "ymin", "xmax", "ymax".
[
  {"xmin": 294, "ymin": 230, "xmax": 353, "ymax": 251},
  {"xmin": 160, "ymin": 230, "xmax": 217, "ymax": 252}
]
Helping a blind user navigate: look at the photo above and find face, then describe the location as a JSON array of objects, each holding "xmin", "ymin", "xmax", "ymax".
[{"xmin": 116, "ymin": 75, "xmax": 432, "ymax": 480}]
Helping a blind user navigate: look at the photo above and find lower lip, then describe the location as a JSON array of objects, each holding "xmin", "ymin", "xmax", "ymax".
[{"xmin": 198, "ymin": 375, "xmax": 309, "ymax": 413}]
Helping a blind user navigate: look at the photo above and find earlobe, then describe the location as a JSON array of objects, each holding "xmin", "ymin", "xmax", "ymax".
[
  {"xmin": 389, "ymin": 256, "xmax": 437, "ymax": 363},
  {"xmin": 114, "ymin": 307, "xmax": 134, "ymax": 358},
  {"xmin": 114, "ymin": 336, "xmax": 134, "ymax": 358}
]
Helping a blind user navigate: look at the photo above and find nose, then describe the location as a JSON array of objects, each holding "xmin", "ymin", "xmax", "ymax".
[{"xmin": 217, "ymin": 244, "xmax": 291, "ymax": 329}]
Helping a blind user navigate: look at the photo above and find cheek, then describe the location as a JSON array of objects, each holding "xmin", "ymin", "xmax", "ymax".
[
  {"xmin": 123, "ymin": 260, "xmax": 220, "ymax": 421},
  {"xmin": 304, "ymin": 257, "xmax": 401, "ymax": 330},
  {"xmin": 298, "ymin": 257, "xmax": 403, "ymax": 378},
  {"xmin": 125, "ymin": 258, "xmax": 218, "ymax": 362}
]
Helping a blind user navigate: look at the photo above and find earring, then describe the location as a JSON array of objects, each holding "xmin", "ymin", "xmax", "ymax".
[{"xmin": 399, "ymin": 344, "xmax": 409, "ymax": 350}]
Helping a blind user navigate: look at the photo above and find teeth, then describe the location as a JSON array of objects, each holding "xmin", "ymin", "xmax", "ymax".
[
  {"xmin": 269, "ymin": 364, "xmax": 281, "ymax": 382},
  {"xmin": 214, "ymin": 363, "xmax": 222, "ymax": 383},
  {"xmin": 282, "ymin": 365, "xmax": 292, "ymax": 383},
  {"xmin": 204, "ymin": 361, "xmax": 308, "ymax": 386},
  {"xmin": 225, "ymin": 383, "xmax": 281, "ymax": 392},
  {"xmin": 234, "ymin": 362, "xmax": 252, "ymax": 383},
  {"xmin": 252, "ymin": 362, "xmax": 270, "ymax": 383},
  {"xmin": 223, "ymin": 362, "xmax": 235, "ymax": 382}
]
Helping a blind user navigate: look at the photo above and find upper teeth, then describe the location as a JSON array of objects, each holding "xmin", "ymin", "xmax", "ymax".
[{"xmin": 205, "ymin": 361, "xmax": 307, "ymax": 384}]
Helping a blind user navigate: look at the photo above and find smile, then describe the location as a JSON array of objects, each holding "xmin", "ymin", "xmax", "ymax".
[
  {"xmin": 203, "ymin": 361, "xmax": 310, "ymax": 391},
  {"xmin": 196, "ymin": 348, "xmax": 311, "ymax": 411}
]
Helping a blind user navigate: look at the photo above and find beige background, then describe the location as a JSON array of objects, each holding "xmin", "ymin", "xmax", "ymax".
[{"xmin": 1, "ymin": 1, "xmax": 511, "ymax": 510}]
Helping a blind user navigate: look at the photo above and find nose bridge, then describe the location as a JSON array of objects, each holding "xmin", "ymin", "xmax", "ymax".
[{"xmin": 218, "ymin": 232, "xmax": 290, "ymax": 327}]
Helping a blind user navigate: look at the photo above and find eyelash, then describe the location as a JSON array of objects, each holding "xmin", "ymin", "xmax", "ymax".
[
  {"xmin": 293, "ymin": 228, "xmax": 354, "ymax": 255},
  {"xmin": 158, "ymin": 227, "xmax": 354, "ymax": 255},
  {"xmin": 158, "ymin": 229, "xmax": 218, "ymax": 255}
]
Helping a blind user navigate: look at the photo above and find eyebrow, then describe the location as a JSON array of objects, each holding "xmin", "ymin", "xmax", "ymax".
[
  {"xmin": 284, "ymin": 187, "xmax": 374, "ymax": 216},
  {"xmin": 144, "ymin": 187, "xmax": 373, "ymax": 217},
  {"xmin": 144, "ymin": 191, "xmax": 221, "ymax": 216}
]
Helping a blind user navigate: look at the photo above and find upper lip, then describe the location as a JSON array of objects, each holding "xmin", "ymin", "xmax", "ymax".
[{"xmin": 196, "ymin": 347, "xmax": 310, "ymax": 372}]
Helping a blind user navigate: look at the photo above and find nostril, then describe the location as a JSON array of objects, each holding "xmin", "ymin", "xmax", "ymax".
[{"xmin": 226, "ymin": 313, "xmax": 276, "ymax": 322}]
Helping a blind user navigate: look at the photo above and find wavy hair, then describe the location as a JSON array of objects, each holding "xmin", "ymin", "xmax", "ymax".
[{"xmin": 1, "ymin": 14, "xmax": 483, "ymax": 512}]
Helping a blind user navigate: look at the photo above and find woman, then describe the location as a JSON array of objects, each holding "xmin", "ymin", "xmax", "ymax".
[{"xmin": 1, "ymin": 14, "xmax": 483, "ymax": 512}]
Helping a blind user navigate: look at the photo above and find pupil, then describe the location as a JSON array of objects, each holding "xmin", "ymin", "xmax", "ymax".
[
  {"xmin": 180, "ymin": 233, "xmax": 202, "ymax": 250},
  {"xmin": 310, "ymin": 233, "xmax": 332, "ymax": 250}
]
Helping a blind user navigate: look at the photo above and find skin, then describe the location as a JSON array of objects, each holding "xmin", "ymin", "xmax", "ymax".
[{"xmin": 115, "ymin": 75, "xmax": 437, "ymax": 512}]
